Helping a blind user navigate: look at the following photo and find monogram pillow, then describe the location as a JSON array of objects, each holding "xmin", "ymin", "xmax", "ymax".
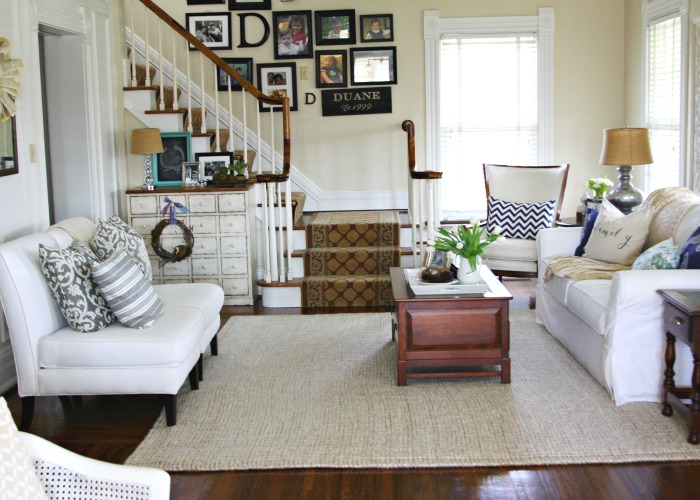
[
  {"xmin": 90, "ymin": 217, "xmax": 152, "ymax": 281},
  {"xmin": 38, "ymin": 240, "xmax": 115, "ymax": 333}
]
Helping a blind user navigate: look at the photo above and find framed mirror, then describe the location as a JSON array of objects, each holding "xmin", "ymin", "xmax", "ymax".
[{"xmin": 0, "ymin": 117, "xmax": 18, "ymax": 177}]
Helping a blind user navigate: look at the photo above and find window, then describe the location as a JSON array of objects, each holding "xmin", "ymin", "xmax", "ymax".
[{"xmin": 424, "ymin": 9, "xmax": 554, "ymax": 221}]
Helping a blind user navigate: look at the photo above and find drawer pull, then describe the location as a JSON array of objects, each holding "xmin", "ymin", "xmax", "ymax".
[{"xmin": 671, "ymin": 317, "xmax": 684, "ymax": 326}]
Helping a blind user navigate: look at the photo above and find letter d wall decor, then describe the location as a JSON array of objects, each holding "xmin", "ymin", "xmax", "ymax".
[{"xmin": 321, "ymin": 87, "xmax": 392, "ymax": 117}]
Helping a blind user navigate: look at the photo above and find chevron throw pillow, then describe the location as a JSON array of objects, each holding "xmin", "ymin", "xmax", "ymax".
[{"xmin": 487, "ymin": 196, "xmax": 556, "ymax": 240}]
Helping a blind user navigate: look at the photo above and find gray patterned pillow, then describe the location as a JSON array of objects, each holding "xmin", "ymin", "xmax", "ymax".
[
  {"xmin": 91, "ymin": 250, "xmax": 164, "ymax": 329},
  {"xmin": 38, "ymin": 240, "xmax": 115, "ymax": 332},
  {"xmin": 90, "ymin": 217, "xmax": 152, "ymax": 281}
]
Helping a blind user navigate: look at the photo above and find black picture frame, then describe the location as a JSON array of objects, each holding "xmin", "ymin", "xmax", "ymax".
[
  {"xmin": 195, "ymin": 151, "xmax": 234, "ymax": 182},
  {"xmin": 350, "ymin": 46, "xmax": 397, "ymax": 86},
  {"xmin": 228, "ymin": 0, "xmax": 271, "ymax": 10},
  {"xmin": 257, "ymin": 62, "xmax": 298, "ymax": 112},
  {"xmin": 273, "ymin": 10, "xmax": 313, "ymax": 60},
  {"xmin": 315, "ymin": 50, "xmax": 347, "ymax": 89},
  {"xmin": 187, "ymin": 0, "xmax": 225, "ymax": 5},
  {"xmin": 315, "ymin": 9, "xmax": 356, "ymax": 46},
  {"xmin": 359, "ymin": 14, "xmax": 394, "ymax": 43},
  {"xmin": 218, "ymin": 57, "xmax": 254, "ymax": 91},
  {"xmin": 153, "ymin": 132, "xmax": 192, "ymax": 187},
  {"xmin": 186, "ymin": 12, "xmax": 232, "ymax": 51}
]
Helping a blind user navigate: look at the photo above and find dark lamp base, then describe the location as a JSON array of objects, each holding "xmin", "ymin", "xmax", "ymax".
[{"xmin": 606, "ymin": 165, "xmax": 644, "ymax": 214}]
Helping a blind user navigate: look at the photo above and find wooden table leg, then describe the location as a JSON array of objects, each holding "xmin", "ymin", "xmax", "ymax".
[
  {"xmin": 663, "ymin": 332, "xmax": 676, "ymax": 417},
  {"xmin": 501, "ymin": 357, "xmax": 511, "ymax": 384},
  {"xmin": 689, "ymin": 356, "xmax": 700, "ymax": 444},
  {"xmin": 398, "ymin": 361, "xmax": 407, "ymax": 386}
]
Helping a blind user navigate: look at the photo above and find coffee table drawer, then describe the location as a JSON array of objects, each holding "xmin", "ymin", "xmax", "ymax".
[{"xmin": 406, "ymin": 308, "xmax": 503, "ymax": 348}]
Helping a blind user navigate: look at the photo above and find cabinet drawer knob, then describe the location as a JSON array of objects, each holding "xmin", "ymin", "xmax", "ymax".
[{"xmin": 671, "ymin": 317, "xmax": 684, "ymax": 326}]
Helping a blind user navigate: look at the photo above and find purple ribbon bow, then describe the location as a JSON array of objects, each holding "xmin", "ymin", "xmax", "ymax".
[{"xmin": 161, "ymin": 197, "xmax": 189, "ymax": 224}]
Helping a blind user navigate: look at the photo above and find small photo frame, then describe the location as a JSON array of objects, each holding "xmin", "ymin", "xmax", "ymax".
[
  {"xmin": 218, "ymin": 58, "xmax": 253, "ymax": 91},
  {"xmin": 273, "ymin": 10, "xmax": 313, "ymax": 60},
  {"xmin": 228, "ymin": 0, "xmax": 271, "ymax": 10},
  {"xmin": 315, "ymin": 50, "xmax": 347, "ymax": 88},
  {"xmin": 153, "ymin": 132, "xmax": 192, "ymax": 187},
  {"xmin": 350, "ymin": 47, "xmax": 397, "ymax": 85},
  {"xmin": 257, "ymin": 62, "xmax": 298, "ymax": 112},
  {"xmin": 315, "ymin": 10, "xmax": 356, "ymax": 46},
  {"xmin": 195, "ymin": 151, "xmax": 234, "ymax": 182},
  {"xmin": 186, "ymin": 12, "xmax": 232, "ymax": 51},
  {"xmin": 182, "ymin": 162, "xmax": 202, "ymax": 186},
  {"xmin": 360, "ymin": 15, "xmax": 393, "ymax": 42}
]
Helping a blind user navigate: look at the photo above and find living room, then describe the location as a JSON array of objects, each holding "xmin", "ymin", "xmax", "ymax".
[{"xmin": 2, "ymin": 0, "xmax": 700, "ymax": 498}]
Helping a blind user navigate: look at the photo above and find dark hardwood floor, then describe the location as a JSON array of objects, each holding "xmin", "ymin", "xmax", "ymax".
[{"xmin": 4, "ymin": 278, "xmax": 700, "ymax": 499}]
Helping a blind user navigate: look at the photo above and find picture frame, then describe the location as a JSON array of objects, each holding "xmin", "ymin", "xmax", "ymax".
[
  {"xmin": 273, "ymin": 10, "xmax": 313, "ymax": 60},
  {"xmin": 359, "ymin": 14, "xmax": 394, "ymax": 43},
  {"xmin": 187, "ymin": 0, "xmax": 225, "ymax": 5},
  {"xmin": 153, "ymin": 132, "xmax": 192, "ymax": 187},
  {"xmin": 186, "ymin": 12, "xmax": 232, "ymax": 51},
  {"xmin": 257, "ymin": 62, "xmax": 298, "ymax": 112},
  {"xmin": 181, "ymin": 162, "xmax": 202, "ymax": 187},
  {"xmin": 350, "ymin": 46, "xmax": 397, "ymax": 85},
  {"xmin": 315, "ymin": 10, "xmax": 356, "ymax": 46},
  {"xmin": 218, "ymin": 57, "xmax": 254, "ymax": 91},
  {"xmin": 195, "ymin": 151, "xmax": 234, "ymax": 182},
  {"xmin": 227, "ymin": 0, "xmax": 271, "ymax": 10},
  {"xmin": 315, "ymin": 50, "xmax": 347, "ymax": 89}
]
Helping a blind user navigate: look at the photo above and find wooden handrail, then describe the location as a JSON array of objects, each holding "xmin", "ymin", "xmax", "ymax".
[{"xmin": 401, "ymin": 120, "xmax": 442, "ymax": 180}]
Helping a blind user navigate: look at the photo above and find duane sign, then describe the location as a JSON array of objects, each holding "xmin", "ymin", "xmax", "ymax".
[{"xmin": 321, "ymin": 87, "xmax": 392, "ymax": 116}]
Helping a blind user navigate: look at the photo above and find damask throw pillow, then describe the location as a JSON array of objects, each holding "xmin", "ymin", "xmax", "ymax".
[
  {"xmin": 583, "ymin": 198, "xmax": 653, "ymax": 266},
  {"xmin": 678, "ymin": 224, "xmax": 700, "ymax": 269},
  {"xmin": 632, "ymin": 238, "xmax": 680, "ymax": 270},
  {"xmin": 39, "ymin": 240, "xmax": 115, "ymax": 333},
  {"xmin": 90, "ymin": 217, "xmax": 152, "ymax": 281},
  {"xmin": 91, "ymin": 250, "xmax": 164, "ymax": 329},
  {"xmin": 486, "ymin": 196, "xmax": 556, "ymax": 240}
]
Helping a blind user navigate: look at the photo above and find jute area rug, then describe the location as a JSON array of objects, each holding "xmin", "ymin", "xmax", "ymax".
[{"xmin": 126, "ymin": 311, "xmax": 700, "ymax": 471}]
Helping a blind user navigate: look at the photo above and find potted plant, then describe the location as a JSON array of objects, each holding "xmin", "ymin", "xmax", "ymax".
[{"xmin": 228, "ymin": 159, "xmax": 248, "ymax": 180}]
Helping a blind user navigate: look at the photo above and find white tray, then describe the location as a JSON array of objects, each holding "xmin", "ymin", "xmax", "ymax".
[{"xmin": 403, "ymin": 268, "xmax": 490, "ymax": 296}]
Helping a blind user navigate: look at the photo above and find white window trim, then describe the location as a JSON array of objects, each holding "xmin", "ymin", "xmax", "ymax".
[
  {"xmin": 423, "ymin": 8, "xmax": 554, "ymax": 176},
  {"xmin": 642, "ymin": 0, "xmax": 689, "ymax": 190}
]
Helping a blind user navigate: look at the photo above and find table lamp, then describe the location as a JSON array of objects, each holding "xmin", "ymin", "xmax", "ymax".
[
  {"xmin": 599, "ymin": 127, "xmax": 653, "ymax": 214},
  {"xmin": 130, "ymin": 128, "xmax": 163, "ymax": 190}
]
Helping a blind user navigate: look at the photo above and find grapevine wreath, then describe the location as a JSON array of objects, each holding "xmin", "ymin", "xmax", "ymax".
[{"xmin": 151, "ymin": 197, "xmax": 194, "ymax": 263}]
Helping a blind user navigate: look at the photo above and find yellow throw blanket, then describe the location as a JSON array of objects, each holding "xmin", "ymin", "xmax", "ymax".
[{"xmin": 544, "ymin": 255, "xmax": 629, "ymax": 281}]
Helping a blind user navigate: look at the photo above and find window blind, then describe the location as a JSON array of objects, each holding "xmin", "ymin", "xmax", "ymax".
[{"xmin": 439, "ymin": 36, "xmax": 538, "ymax": 219}]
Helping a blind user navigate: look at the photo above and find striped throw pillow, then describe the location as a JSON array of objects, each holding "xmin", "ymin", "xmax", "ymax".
[{"xmin": 91, "ymin": 250, "xmax": 163, "ymax": 329}]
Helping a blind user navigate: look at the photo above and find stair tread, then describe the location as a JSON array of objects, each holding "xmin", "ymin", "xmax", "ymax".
[
  {"xmin": 124, "ymin": 86, "xmax": 158, "ymax": 91},
  {"xmin": 145, "ymin": 109, "xmax": 187, "ymax": 114}
]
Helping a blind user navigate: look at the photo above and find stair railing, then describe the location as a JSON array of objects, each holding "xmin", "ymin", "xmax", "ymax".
[
  {"xmin": 401, "ymin": 120, "xmax": 443, "ymax": 267},
  {"xmin": 126, "ymin": 0, "xmax": 295, "ymax": 284}
]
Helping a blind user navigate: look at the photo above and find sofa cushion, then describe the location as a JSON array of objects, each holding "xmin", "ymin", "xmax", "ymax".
[
  {"xmin": 678, "ymin": 225, "xmax": 700, "ymax": 269},
  {"xmin": 487, "ymin": 196, "xmax": 556, "ymax": 240},
  {"xmin": 91, "ymin": 250, "xmax": 164, "ymax": 329},
  {"xmin": 574, "ymin": 209, "xmax": 599, "ymax": 257},
  {"xmin": 38, "ymin": 241, "xmax": 115, "ymax": 333},
  {"xmin": 37, "ymin": 305, "xmax": 203, "ymax": 369},
  {"xmin": 90, "ymin": 217, "xmax": 152, "ymax": 281},
  {"xmin": 482, "ymin": 236, "xmax": 537, "ymax": 262},
  {"xmin": 632, "ymin": 238, "xmax": 680, "ymax": 270},
  {"xmin": 153, "ymin": 283, "xmax": 223, "ymax": 329},
  {"xmin": 566, "ymin": 279, "xmax": 611, "ymax": 335},
  {"xmin": 583, "ymin": 199, "xmax": 653, "ymax": 265}
]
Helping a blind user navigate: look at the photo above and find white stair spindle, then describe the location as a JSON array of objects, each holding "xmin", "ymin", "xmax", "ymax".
[
  {"xmin": 199, "ymin": 52, "xmax": 206, "ymax": 133},
  {"xmin": 285, "ymin": 180, "xmax": 294, "ymax": 280},
  {"xmin": 227, "ymin": 75, "xmax": 233, "ymax": 152},
  {"xmin": 256, "ymin": 104, "xmax": 262, "ymax": 175},
  {"xmin": 129, "ymin": 0, "xmax": 136, "ymax": 86},
  {"xmin": 158, "ymin": 21, "xmax": 164, "ymax": 110},
  {"xmin": 242, "ymin": 87, "xmax": 247, "ymax": 160},
  {"xmin": 276, "ymin": 184, "xmax": 285, "ymax": 282},
  {"xmin": 144, "ymin": 8, "xmax": 151, "ymax": 86},
  {"xmin": 214, "ymin": 66, "xmax": 220, "ymax": 152},
  {"xmin": 186, "ymin": 41, "xmax": 192, "ymax": 132},
  {"xmin": 270, "ymin": 106, "xmax": 275, "ymax": 173},
  {"xmin": 172, "ymin": 31, "xmax": 178, "ymax": 110},
  {"xmin": 267, "ymin": 183, "xmax": 279, "ymax": 280},
  {"xmin": 261, "ymin": 183, "xmax": 272, "ymax": 283},
  {"xmin": 411, "ymin": 180, "xmax": 419, "ymax": 267}
]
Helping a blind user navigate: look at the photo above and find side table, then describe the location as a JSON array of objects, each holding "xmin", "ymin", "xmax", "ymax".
[{"xmin": 658, "ymin": 289, "xmax": 700, "ymax": 444}]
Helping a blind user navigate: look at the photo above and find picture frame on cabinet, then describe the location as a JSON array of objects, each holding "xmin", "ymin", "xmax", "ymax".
[
  {"xmin": 186, "ymin": 12, "xmax": 232, "ymax": 51},
  {"xmin": 228, "ymin": 0, "xmax": 271, "ymax": 10},
  {"xmin": 153, "ymin": 132, "xmax": 192, "ymax": 187},
  {"xmin": 217, "ymin": 57, "xmax": 254, "ymax": 91},
  {"xmin": 315, "ymin": 50, "xmax": 347, "ymax": 88},
  {"xmin": 359, "ymin": 14, "xmax": 394, "ymax": 42},
  {"xmin": 315, "ymin": 9, "xmax": 356, "ymax": 46},
  {"xmin": 195, "ymin": 151, "xmax": 234, "ymax": 182},
  {"xmin": 182, "ymin": 162, "xmax": 202, "ymax": 187},
  {"xmin": 350, "ymin": 46, "xmax": 397, "ymax": 85},
  {"xmin": 257, "ymin": 62, "xmax": 298, "ymax": 112},
  {"xmin": 273, "ymin": 10, "xmax": 313, "ymax": 60}
]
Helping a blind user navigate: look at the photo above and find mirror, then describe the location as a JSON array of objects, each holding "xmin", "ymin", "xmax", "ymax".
[{"xmin": 0, "ymin": 116, "xmax": 18, "ymax": 177}]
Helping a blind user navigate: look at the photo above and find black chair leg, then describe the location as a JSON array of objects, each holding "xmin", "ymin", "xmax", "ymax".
[
  {"xmin": 198, "ymin": 354, "xmax": 204, "ymax": 382},
  {"xmin": 189, "ymin": 364, "xmax": 199, "ymax": 390},
  {"xmin": 164, "ymin": 395, "xmax": 177, "ymax": 426},
  {"xmin": 19, "ymin": 396, "xmax": 35, "ymax": 431},
  {"xmin": 210, "ymin": 334, "xmax": 218, "ymax": 356}
]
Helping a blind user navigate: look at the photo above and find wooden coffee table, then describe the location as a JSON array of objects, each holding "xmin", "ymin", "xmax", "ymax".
[{"xmin": 390, "ymin": 266, "xmax": 512, "ymax": 386}]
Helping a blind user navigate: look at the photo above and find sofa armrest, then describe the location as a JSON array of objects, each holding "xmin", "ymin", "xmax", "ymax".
[{"xmin": 536, "ymin": 227, "xmax": 581, "ymax": 282}]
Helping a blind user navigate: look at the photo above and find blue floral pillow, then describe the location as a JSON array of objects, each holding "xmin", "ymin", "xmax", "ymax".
[
  {"xmin": 678, "ymin": 225, "xmax": 700, "ymax": 269},
  {"xmin": 632, "ymin": 238, "xmax": 680, "ymax": 270}
]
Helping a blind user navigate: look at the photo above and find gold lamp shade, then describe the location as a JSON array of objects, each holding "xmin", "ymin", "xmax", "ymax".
[
  {"xmin": 130, "ymin": 128, "xmax": 164, "ymax": 154},
  {"xmin": 599, "ymin": 127, "xmax": 653, "ymax": 166}
]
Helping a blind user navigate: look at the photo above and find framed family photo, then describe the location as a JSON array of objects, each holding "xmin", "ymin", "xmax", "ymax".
[
  {"xmin": 153, "ymin": 132, "xmax": 192, "ymax": 187},
  {"xmin": 228, "ymin": 0, "xmax": 271, "ymax": 10},
  {"xmin": 350, "ymin": 47, "xmax": 397, "ymax": 85},
  {"xmin": 186, "ymin": 12, "xmax": 232, "ymax": 51},
  {"xmin": 257, "ymin": 62, "xmax": 298, "ymax": 112},
  {"xmin": 195, "ymin": 152, "xmax": 234, "ymax": 182},
  {"xmin": 315, "ymin": 50, "xmax": 347, "ymax": 88},
  {"xmin": 360, "ymin": 14, "xmax": 394, "ymax": 42},
  {"xmin": 273, "ymin": 10, "xmax": 313, "ymax": 60},
  {"xmin": 315, "ymin": 10, "xmax": 356, "ymax": 46},
  {"xmin": 218, "ymin": 58, "xmax": 253, "ymax": 91},
  {"xmin": 181, "ymin": 162, "xmax": 201, "ymax": 187}
]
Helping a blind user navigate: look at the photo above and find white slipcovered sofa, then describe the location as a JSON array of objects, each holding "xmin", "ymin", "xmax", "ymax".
[
  {"xmin": 536, "ymin": 187, "xmax": 700, "ymax": 405},
  {"xmin": 0, "ymin": 217, "xmax": 224, "ymax": 429}
]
